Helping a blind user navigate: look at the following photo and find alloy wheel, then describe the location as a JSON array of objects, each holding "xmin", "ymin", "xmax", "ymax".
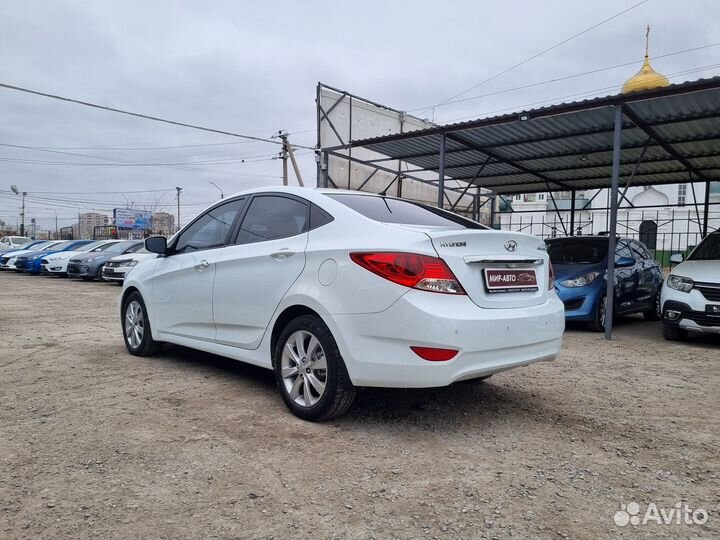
[
  {"xmin": 125, "ymin": 300, "xmax": 145, "ymax": 349},
  {"xmin": 599, "ymin": 296, "xmax": 607, "ymax": 329},
  {"xmin": 280, "ymin": 330, "xmax": 328, "ymax": 407}
]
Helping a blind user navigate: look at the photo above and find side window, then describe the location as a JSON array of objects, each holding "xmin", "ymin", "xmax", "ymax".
[
  {"xmin": 235, "ymin": 196, "xmax": 309, "ymax": 244},
  {"xmin": 310, "ymin": 204, "xmax": 334, "ymax": 230},
  {"xmin": 125, "ymin": 243, "xmax": 144, "ymax": 254},
  {"xmin": 615, "ymin": 241, "xmax": 634, "ymax": 261},
  {"xmin": 631, "ymin": 241, "xmax": 651, "ymax": 261},
  {"xmin": 175, "ymin": 198, "xmax": 245, "ymax": 253}
]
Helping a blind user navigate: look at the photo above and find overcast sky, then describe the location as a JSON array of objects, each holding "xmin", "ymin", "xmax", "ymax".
[{"xmin": 1, "ymin": 0, "xmax": 718, "ymax": 230}]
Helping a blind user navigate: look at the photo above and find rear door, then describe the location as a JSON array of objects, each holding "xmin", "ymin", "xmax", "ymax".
[
  {"xmin": 212, "ymin": 194, "xmax": 309, "ymax": 349},
  {"xmin": 630, "ymin": 240, "xmax": 658, "ymax": 307},
  {"xmin": 614, "ymin": 240, "xmax": 637, "ymax": 311},
  {"xmin": 150, "ymin": 198, "xmax": 246, "ymax": 341}
]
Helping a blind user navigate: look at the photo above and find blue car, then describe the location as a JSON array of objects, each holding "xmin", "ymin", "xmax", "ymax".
[
  {"xmin": 546, "ymin": 236, "xmax": 663, "ymax": 331},
  {"xmin": 14, "ymin": 240, "xmax": 94, "ymax": 274},
  {"xmin": 0, "ymin": 239, "xmax": 47, "ymax": 257}
]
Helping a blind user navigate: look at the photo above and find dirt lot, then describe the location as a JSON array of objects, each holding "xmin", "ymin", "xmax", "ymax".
[{"xmin": 1, "ymin": 272, "xmax": 718, "ymax": 540}]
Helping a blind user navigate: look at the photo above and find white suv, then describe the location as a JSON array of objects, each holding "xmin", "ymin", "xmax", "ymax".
[{"xmin": 661, "ymin": 231, "xmax": 720, "ymax": 340}]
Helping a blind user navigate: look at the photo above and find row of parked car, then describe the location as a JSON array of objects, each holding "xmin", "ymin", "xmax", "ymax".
[{"xmin": 0, "ymin": 238, "xmax": 155, "ymax": 283}]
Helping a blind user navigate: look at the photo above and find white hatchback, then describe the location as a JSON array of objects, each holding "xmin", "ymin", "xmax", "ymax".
[
  {"xmin": 661, "ymin": 231, "xmax": 720, "ymax": 340},
  {"xmin": 121, "ymin": 187, "xmax": 564, "ymax": 420}
]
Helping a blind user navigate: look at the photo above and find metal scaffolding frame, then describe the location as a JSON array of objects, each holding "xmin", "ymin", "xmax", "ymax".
[{"xmin": 319, "ymin": 77, "xmax": 720, "ymax": 340}]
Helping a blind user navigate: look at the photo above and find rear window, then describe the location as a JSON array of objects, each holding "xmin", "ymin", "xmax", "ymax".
[
  {"xmin": 328, "ymin": 194, "xmax": 484, "ymax": 229},
  {"xmin": 547, "ymin": 239, "xmax": 608, "ymax": 264},
  {"xmin": 689, "ymin": 234, "xmax": 720, "ymax": 260}
]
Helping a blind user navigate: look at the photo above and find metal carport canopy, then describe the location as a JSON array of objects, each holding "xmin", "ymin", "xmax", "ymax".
[
  {"xmin": 325, "ymin": 77, "xmax": 720, "ymax": 196},
  {"xmin": 323, "ymin": 77, "xmax": 720, "ymax": 341}
]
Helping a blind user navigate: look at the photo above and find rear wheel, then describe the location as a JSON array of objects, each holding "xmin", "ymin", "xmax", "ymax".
[
  {"xmin": 274, "ymin": 315, "xmax": 356, "ymax": 421},
  {"xmin": 662, "ymin": 323, "xmax": 688, "ymax": 341},
  {"xmin": 122, "ymin": 291, "xmax": 160, "ymax": 356}
]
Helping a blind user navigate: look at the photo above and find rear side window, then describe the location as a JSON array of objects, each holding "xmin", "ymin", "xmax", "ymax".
[
  {"xmin": 235, "ymin": 195, "xmax": 309, "ymax": 244},
  {"xmin": 328, "ymin": 194, "xmax": 484, "ymax": 229},
  {"xmin": 310, "ymin": 204, "xmax": 334, "ymax": 230}
]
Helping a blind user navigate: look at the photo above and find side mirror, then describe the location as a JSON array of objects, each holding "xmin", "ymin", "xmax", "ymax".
[
  {"xmin": 669, "ymin": 253, "xmax": 684, "ymax": 264},
  {"xmin": 145, "ymin": 236, "xmax": 168, "ymax": 255},
  {"xmin": 615, "ymin": 257, "xmax": 635, "ymax": 268}
]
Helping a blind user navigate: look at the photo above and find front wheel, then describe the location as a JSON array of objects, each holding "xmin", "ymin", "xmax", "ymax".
[
  {"xmin": 588, "ymin": 294, "xmax": 608, "ymax": 332},
  {"xmin": 662, "ymin": 323, "xmax": 688, "ymax": 341},
  {"xmin": 643, "ymin": 289, "xmax": 662, "ymax": 321},
  {"xmin": 274, "ymin": 315, "xmax": 356, "ymax": 421},
  {"xmin": 122, "ymin": 291, "xmax": 160, "ymax": 356}
]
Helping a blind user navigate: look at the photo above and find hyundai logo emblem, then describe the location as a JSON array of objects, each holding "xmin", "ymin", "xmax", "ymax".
[{"xmin": 504, "ymin": 240, "xmax": 518, "ymax": 252}]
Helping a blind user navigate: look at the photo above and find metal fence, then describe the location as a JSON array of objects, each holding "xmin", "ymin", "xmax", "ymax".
[
  {"xmin": 497, "ymin": 209, "xmax": 720, "ymax": 269},
  {"xmin": 92, "ymin": 226, "xmax": 158, "ymax": 241}
]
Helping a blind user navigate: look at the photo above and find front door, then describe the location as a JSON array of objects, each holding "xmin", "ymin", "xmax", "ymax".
[
  {"xmin": 213, "ymin": 194, "xmax": 309, "ymax": 349},
  {"xmin": 151, "ymin": 198, "xmax": 246, "ymax": 342}
]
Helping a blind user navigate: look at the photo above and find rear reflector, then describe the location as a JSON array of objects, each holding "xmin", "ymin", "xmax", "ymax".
[
  {"xmin": 350, "ymin": 252, "xmax": 465, "ymax": 294},
  {"xmin": 410, "ymin": 346, "xmax": 458, "ymax": 361}
]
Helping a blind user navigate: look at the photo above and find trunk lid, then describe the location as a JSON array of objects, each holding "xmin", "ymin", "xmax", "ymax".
[{"xmin": 423, "ymin": 229, "xmax": 551, "ymax": 309}]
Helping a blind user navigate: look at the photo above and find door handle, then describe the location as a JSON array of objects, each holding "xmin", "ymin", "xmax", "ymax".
[
  {"xmin": 270, "ymin": 250, "xmax": 295, "ymax": 261},
  {"xmin": 194, "ymin": 259, "xmax": 211, "ymax": 271}
]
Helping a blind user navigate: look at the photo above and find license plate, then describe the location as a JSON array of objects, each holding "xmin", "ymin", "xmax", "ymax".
[
  {"xmin": 706, "ymin": 304, "xmax": 720, "ymax": 317},
  {"xmin": 484, "ymin": 268, "xmax": 538, "ymax": 293}
]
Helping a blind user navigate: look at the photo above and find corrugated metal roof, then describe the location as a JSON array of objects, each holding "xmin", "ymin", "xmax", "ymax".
[{"xmin": 330, "ymin": 77, "xmax": 720, "ymax": 195}]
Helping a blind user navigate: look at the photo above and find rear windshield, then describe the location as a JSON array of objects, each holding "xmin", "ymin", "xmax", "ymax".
[
  {"xmin": 328, "ymin": 194, "xmax": 485, "ymax": 229},
  {"xmin": 689, "ymin": 234, "xmax": 720, "ymax": 260},
  {"xmin": 45, "ymin": 241, "xmax": 72, "ymax": 250},
  {"xmin": 546, "ymin": 239, "xmax": 608, "ymax": 264}
]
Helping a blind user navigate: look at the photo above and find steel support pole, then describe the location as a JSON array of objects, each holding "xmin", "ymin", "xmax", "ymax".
[
  {"xmin": 438, "ymin": 133, "xmax": 446, "ymax": 209},
  {"xmin": 702, "ymin": 180, "xmax": 710, "ymax": 237},
  {"xmin": 570, "ymin": 189, "xmax": 576, "ymax": 236},
  {"xmin": 489, "ymin": 195, "xmax": 496, "ymax": 228},
  {"xmin": 605, "ymin": 105, "xmax": 623, "ymax": 341}
]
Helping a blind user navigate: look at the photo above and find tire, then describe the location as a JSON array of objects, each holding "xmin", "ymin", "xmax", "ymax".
[
  {"xmin": 96, "ymin": 264, "xmax": 106, "ymax": 281},
  {"xmin": 121, "ymin": 291, "xmax": 160, "ymax": 356},
  {"xmin": 662, "ymin": 323, "xmax": 688, "ymax": 341},
  {"xmin": 588, "ymin": 294, "xmax": 608, "ymax": 332},
  {"xmin": 643, "ymin": 289, "xmax": 662, "ymax": 321},
  {"xmin": 274, "ymin": 315, "xmax": 356, "ymax": 421}
]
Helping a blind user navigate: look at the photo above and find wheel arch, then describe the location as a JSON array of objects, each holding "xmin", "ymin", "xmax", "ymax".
[{"xmin": 270, "ymin": 305, "xmax": 324, "ymax": 366}]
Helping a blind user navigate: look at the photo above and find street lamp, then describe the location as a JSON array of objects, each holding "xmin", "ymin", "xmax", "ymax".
[
  {"xmin": 175, "ymin": 187, "xmax": 183, "ymax": 232},
  {"xmin": 209, "ymin": 181, "xmax": 224, "ymax": 199},
  {"xmin": 10, "ymin": 185, "xmax": 26, "ymax": 236}
]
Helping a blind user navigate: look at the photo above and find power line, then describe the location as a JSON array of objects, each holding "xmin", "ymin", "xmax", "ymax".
[
  {"xmin": 443, "ymin": 62, "xmax": 720, "ymax": 124},
  {"xmin": 418, "ymin": 0, "xmax": 652, "ymax": 113},
  {"xmin": 0, "ymin": 82, "xmax": 316, "ymax": 150},
  {"xmin": 408, "ymin": 41, "xmax": 720, "ymax": 113}
]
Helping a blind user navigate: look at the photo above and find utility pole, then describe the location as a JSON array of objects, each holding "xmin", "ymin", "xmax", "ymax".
[
  {"xmin": 10, "ymin": 185, "xmax": 26, "ymax": 236},
  {"xmin": 286, "ymin": 141, "xmax": 305, "ymax": 187},
  {"xmin": 279, "ymin": 131, "xmax": 289, "ymax": 186},
  {"xmin": 175, "ymin": 186, "xmax": 183, "ymax": 232}
]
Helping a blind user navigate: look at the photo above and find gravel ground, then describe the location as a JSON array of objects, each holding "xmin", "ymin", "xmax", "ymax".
[{"xmin": 1, "ymin": 272, "xmax": 718, "ymax": 540}]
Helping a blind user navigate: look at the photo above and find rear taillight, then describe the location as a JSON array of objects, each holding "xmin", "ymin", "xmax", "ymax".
[
  {"xmin": 548, "ymin": 261, "xmax": 555, "ymax": 290},
  {"xmin": 350, "ymin": 252, "xmax": 465, "ymax": 294},
  {"xmin": 410, "ymin": 346, "xmax": 458, "ymax": 361}
]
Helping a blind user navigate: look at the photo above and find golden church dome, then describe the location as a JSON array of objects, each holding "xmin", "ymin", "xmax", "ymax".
[{"xmin": 622, "ymin": 26, "xmax": 670, "ymax": 94}]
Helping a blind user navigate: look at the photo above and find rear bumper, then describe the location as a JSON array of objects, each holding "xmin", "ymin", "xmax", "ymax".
[{"xmin": 327, "ymin": 290, "xmax": 565, "ymax": 388}]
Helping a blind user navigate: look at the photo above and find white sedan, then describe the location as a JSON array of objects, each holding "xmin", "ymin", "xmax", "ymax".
[
  {"xmin": 121, "ymin": 187, "xmax": 564, "ymax": 420},
  {"xmin": 102, "ymin": 250, "xmax": 157, "ymax": 283},
  {"xmin": 41, "ymin": 240, "xmax": 121, "ymax": 276}
]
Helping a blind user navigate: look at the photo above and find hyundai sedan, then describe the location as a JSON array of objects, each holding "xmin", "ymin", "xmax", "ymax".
[{"xmin": 121, "ymin": 187, "xmax": 565, "ymax": 420}]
